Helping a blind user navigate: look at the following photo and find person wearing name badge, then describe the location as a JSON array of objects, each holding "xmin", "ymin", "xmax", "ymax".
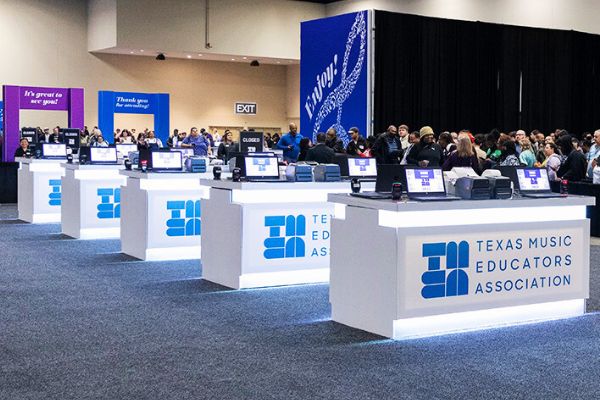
[
  {"xmin": 346, "ymin": 127, "xmax": 367, "ymax": 156},
  {"xmin": 91, "ymin": 135, "xmax": 109, "ymax": 147},
  {"xmin": 14, "ymin": 138, "xmax": 30, "ymax": 157},
  {"xmin": 217, "ymin": 130, "xmax": 238, "ymax": 162},
  {"xmin": 182, "ymin": 127, "xmax": 211, "ymax": 156},
  {"xmin": 277, "ymin": 123, "xmax": 302, "ymax": 163}
]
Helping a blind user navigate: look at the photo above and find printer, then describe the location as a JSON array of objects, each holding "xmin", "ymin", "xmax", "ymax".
[
  {"xmin": 482, "ymin": 170, "xmax": 512, "ymax": 199},
  {"xmin": 455, "ymin": 176, "xmax": 491, "ymax": 200},
  {"xmin": 313, "ymin": 164, "xmax": 341, "ymax": 182},
  {"xmin": 185, "ymin": 156, "xmax": 208, "ymax": 173},
  {"xmin": 285, "ymin": 164, "xmax": 313, "ymax": 182}
]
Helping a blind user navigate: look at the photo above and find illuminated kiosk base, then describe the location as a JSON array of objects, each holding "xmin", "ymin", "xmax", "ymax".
[
  {"xmin": 120, "ymin": 170, "xmax": 211, "ymax": 261},
  {"xmin": 61, "ymin": 163, "xmax": 126, "ymax": 239},
  {"xmin": 200, "ymin": 180, "xmax": 374, "ymax": 289},
  {"xmin": 328, "ymin": 194, "xmax": 594, "ymax": 340},
  {"xmin": 16, "ymin": 158, "xmax": 66, "ymax": 223}
]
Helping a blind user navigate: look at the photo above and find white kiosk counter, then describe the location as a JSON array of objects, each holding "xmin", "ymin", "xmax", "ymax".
[
  {"xmin": 200, "ymin": 179, "xmax": 374, "ymax": 289},
  {"xmin": 60, "ymin": 163, "xmax": 126, "ymax": 239},
  {"xmin": 16, "ymin": 157, "xmax": 66, "ymax": 223},
  {"xmin": 120, "ymin": 170, "xmax": 213, "ymax": 261},
  {"xmin": 328, "ymin": 194, "xmax": 595, "ymax": 340}
]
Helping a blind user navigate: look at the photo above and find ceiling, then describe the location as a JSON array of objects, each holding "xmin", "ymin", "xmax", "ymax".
[{"xmin": 295, "ymin": 0, "xmax": 340, "ymax": 3}]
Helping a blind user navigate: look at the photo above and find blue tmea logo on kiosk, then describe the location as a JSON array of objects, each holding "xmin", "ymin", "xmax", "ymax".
[
  {"xmin": 421, "ymin": 241, "xmax": 469, "ymax": 299},
  {"xmin": 97, "ymin": 188, "xmax": 120, "ymax": 219},
  {"xmin": 166, "ymin": 200, "xmax": 201, "ymax": 237},
  {"xmin": 264, "ymin": 215, "xmax": 306, "ymax": 259},
  {"xmin": 48, "ymin": 179, "xmax": 62, "ymax": 206}
]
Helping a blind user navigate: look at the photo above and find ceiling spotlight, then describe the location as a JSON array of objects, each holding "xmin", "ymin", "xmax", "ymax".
[
  {"xmin": 186, "ymin": 55, "xmax": 192, "ymax": 59},
  {"xmin": 140, "ymin": 50, "xmax": 144, "ymax": 52},
  {"xmin": 250, "ymin": 60, "xmax": 260, "ymax": 67},
  {"xmin": 243, "ymin": 57, "xmax": 247, "ymax": 60},
  {"xmin": 129, "ymin": 51, "xmax": 134, "ymax": 54},
  {"xmin": 156, "ymin": 53, "xmax": 166, "ymax": 61},
  {"xmin": 198, "ymin": 54, "xmax": 203, "ymax": 56},
  {"xmin": 231, "ymin": 58, "xmax": 236, "ymax": 61}
]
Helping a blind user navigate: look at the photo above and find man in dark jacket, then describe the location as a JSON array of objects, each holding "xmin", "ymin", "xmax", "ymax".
[
  {"xmin": 306, "ymin": 133, "xmax": 335, "ymax": 164},
  {"xmin": 406, "ymin": 126, "xmax": 443, "ymax": 167},
  {"xmin": 346, "ymin": 127, "xmax": 367, "ymax": 156},
  {"xmin": 372, "ymin": 125, "xmax": 403, "ymax": 164},
  {"xmin": 557, "ymin": 135, "xmax": 587, "ymax": 181},
  {"xmin": 325, "ymin": 128, "xmax": 345, "ymax": 153}
]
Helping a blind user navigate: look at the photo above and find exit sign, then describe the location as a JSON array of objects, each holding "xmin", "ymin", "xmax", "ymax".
[{"xmin": 235, "ymin": 102, "xmax": 257, "ymax": 115}]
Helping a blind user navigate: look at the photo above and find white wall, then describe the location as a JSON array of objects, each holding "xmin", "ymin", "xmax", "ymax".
[
  {"xmin": 326, "ymin": 0, "xmax": 600, "ymax": 35},
  {"xmin": 112, "ymin": 0, "xmax": 324, "ymax": 59},
  {"xmin": 0, "ymin": 0, "xmax": 295, "ymax": 133},
  {"xmin": 88, "ymin": 0, "xmax": 117, "ymax": 51}
]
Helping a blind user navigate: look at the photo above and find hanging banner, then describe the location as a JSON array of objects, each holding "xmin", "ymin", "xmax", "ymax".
[{"xmin": 300, "ymin": 10, "xmax": 371, "ymax": 146}]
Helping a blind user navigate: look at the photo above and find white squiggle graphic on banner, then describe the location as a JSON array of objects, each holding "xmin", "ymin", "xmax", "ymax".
[{"xmin": 311, "ymin": 11, "xmax": 366, "ymax": 146}]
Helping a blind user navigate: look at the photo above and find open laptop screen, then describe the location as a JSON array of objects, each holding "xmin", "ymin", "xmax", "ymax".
[
  {"xmin": 348, "ymin": 158, "xmax": 377, "ymax": 177},
  {"xmin": 517, "ymin": 168, "xmax": 550, "ymax": 191},
  {"xmin": 170, "ymin": 148, "xmax": 195, "ymax": 158},
  {"xmin": 116, "ymin": 144, "xmax": 137, "ymax": 156},
  {"xmin": 152, "ymin": 151, "xmax": 182, "ymax": 170},
  {"xmin": 90, "ymin": 147, "xmax": 117, "ymax": 163},
  {"xmin": 405, "ymin": 168, "xmax": 445, "ymax": 194},
  {"xmin": 244, "ymin": 156, "xmax": 279, "ymax": 179},
  {"xmin": 42, "ymin": 143, "xmax": 67, "ymax": 158}
]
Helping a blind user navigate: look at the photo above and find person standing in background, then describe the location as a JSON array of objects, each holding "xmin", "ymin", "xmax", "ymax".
[
  {"xmin": 398, "ymin": 124, "xmax": 410, "ymax": 149},
  {"xmin": 345, "ymin": 127, "xmax": 367, "ymax": 156},
  {"xmin": 277, "ymin": 123, "xmax": 302, "ymax": 163}
]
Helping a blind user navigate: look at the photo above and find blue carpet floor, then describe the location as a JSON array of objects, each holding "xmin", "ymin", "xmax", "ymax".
[{"xmin": 1, "ymin": 204, "xmax": 600, "ymax": 399}]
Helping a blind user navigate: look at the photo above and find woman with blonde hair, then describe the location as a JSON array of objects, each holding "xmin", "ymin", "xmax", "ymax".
[
  {"xmin": 519, "ymin": 138, "xmax": 536, "ymax": 167},
  {"xmin": 441, "ymin": 135, "xmax": 480, "ymax": 173}
]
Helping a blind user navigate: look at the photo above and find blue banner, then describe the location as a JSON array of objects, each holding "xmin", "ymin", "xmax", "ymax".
[
  {"xmin": 0, "ymin": 101, "xmax": 3, "ymax": 136},
  {"xmin": 300, "ymin": 10, "xmax": 370, "ymax": 145}
]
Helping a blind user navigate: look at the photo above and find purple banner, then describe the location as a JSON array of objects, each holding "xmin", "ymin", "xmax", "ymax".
[{"xmin": 19, "ymin": 86, "xmax": 69, "ymax": 110}]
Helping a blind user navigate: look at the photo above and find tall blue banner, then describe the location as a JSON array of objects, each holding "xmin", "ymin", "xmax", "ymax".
[
  {"xmin": 300, "ymin": 10, "xmax": 370, "ymax": 145},
  {"xmin": 98, "ymin": 91, "xmax": 169, "ymax": 144},
  {"xmin": 0, "ymin": 101, "xmax": 4, "ymax": 137}
]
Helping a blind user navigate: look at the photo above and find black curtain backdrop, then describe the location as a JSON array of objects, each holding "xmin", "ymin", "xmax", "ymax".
[{"xmin": 374, "ymin": 11, "xmax": 600, "ymax": 136}]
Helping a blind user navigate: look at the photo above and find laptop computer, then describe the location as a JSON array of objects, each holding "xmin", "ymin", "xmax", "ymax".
[
  {"xmin": 89, "ymin": 147, "xmax": 119, "ymax": 165},
  {"xmin": 405, "ymin": 167, "xmax": 460, "ymax": 201},
  {"xmin": 41, "ymin": 143, "xmax": 67, "ymax": 159},
  {"xmin": 348, "ymin": 158, "xmax": 377, "ymax": 179},
  {"xmin": 116, "ymin": 144, "xmax": 137, "ymax": 158},
  {"xmin": 151, "ymin": 150, "xmax": 183, "ymax": 173},
  {"xmin": 349, "ymin": 164, "xmax": 404, "ymax": 200},
  {"xmin": 244, "ymin": 155, "xmax": 280, "ymax": 182},
  {"xmin": 516, "ymin": 168, "xmax": 565, "ymax": 198}
]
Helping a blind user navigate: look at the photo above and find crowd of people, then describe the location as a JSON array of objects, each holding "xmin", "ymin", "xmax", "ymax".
[
  {"xmin": 15, "ymin": 123, "xmax": 600, "ymax": 183},
  {"xmin": 275, "ymin": 123, "xmax": 598, "ymax": 182}
]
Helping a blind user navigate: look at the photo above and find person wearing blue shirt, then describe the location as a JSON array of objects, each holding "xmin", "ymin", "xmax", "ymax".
[
  {"xmin": 181, "ymin": 127, "xmax": 211, "ymax": 156},
  {"xmin": 277, "ymin": 123, "xmax": 302, "ymax": 162}
]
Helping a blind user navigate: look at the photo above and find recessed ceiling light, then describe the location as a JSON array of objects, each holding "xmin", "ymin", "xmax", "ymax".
[
  {"xmin": 187, "ymin": 55, "xmax": 192, "ymax": 59},
  {"xmin": 243, "ymin": 57, "xmax": 247, "ymax": 60},
  {"xmin": 129, "ymin": 51, "xmax": 134, "ymax": 54},
  {"xmin": 198, "ymin": 54, "xmax": 202, "ymax": 56},
  {"xmin": 276, "ymin": 61, "xmax": 281, "ymax": 64},
  {"xmin": 140, "ymin": 50, "xmax": 144, "ymax": 52},
  {"xmin": 231, "ymin": 58, "xmax": 236, "ymax": 61}
]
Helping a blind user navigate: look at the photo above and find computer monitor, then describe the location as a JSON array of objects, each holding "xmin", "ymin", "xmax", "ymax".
[
  {"xmin": 116, "ymin": 144, "xmax": 137, "ymax": 157},
  {"xmin": 170, "ymin": 148, "xmax": 195, "ymax": 158},
  {"xmin": 151, "ymin": 151, "xmax": 182, "ymax": 171},
  {"xmin": 244, "ymin": 156, "xmax": 279, "ymax": 179},
  {"xmin": 516, "ymin": 168, "xmax": 551, "ymax": 192},
  {"xmin": 42, "ymin": 143, "xmax": 67, "ymax": 159},
  {"xmin": 348, "ymin": 158, "xmax": 377, "ymax": 178},
  {"xmin": 404, "ymin": 168, "xmax": 446, "ymax": 195},
  {"xmin": 90, "ymin": 147, "xmax": 118, "ymax": 164},
  {"xmin": 375, "ymin": 164, "xmax": 405, "ymax": 193}
]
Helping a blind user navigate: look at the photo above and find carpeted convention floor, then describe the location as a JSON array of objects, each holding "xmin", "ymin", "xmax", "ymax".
[{"xmin": 1, "ymin": 203, "xmax": 600, "ymax": 400}]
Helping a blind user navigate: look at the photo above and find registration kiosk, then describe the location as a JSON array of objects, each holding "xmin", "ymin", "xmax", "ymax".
[
  {"xmin": 16, "ymin": 147, "xmax": 67, "ymax": 223},
  {"xmin": 60, "ymin": 148, "xmax": 125, "ymax": 239},
  {"xmin": 327, "ymin": 194, "xmax": 594, "ymax": 339},
  {"xmin": 200, "ymin": 178, "xmax": 374, "ymax": 289}
]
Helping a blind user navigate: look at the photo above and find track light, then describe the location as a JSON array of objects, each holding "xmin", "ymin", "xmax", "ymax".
[
  {"xmin": 156, "ymin": 53, "xmax": 166, "ymax": 61},
  {"xmin": 250, "ymin": 60, "xmax": 260, "ymax": 67}
]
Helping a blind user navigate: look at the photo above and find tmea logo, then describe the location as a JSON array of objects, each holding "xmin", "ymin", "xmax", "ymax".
[
  {"xmin": 264, "ymin": 215, "xmax": 306, "ymax": 259},
  {"xmin": 166, "ymin": 200, "xmax": 201, "ymax": 237},
  {"xmin": 48, "ymin": 179, "xmax": 62, "ymax": 206},
  {"xmin": 235, "ymin": 102, "xmax": 257, "ymax": 115},
  {"xmin": 421, "ymin": 241, "xmax": 469, "ymax": 299},
  {"xmin": 97, "ymin": 188, "xmax": 121, "ymax": 219}
]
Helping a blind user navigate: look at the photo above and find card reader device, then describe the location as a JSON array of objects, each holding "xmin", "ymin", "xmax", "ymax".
[
  {"xmin": 285, "ymin": 164, "xmax": 313, "ymax": 182},
  {"xmin": 314, "ymin": 164, "xmax": 341, "ymax": 182},
  {"xmin": 454, "ymin": 176, "xmax": 491, "ymax": 200}
]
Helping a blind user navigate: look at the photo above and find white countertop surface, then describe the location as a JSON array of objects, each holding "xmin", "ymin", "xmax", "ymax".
[
  {"xmin": 62, "ymin": 162, "xmax": 124, "ymax": 170},
  {"xmin": 328, "ymin": 193, "xmax": 596, "ymax": 211},
  {"xmin": 121, "ymin": 170, "xmax": 216, "ymax": 180},
  {"xmin": 16, "ymin": 157, "xmax": 66, "ymax": 164},
  {"xmin": 200, "ymin": 179, "xmax": 357, "ymax": 191}
]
